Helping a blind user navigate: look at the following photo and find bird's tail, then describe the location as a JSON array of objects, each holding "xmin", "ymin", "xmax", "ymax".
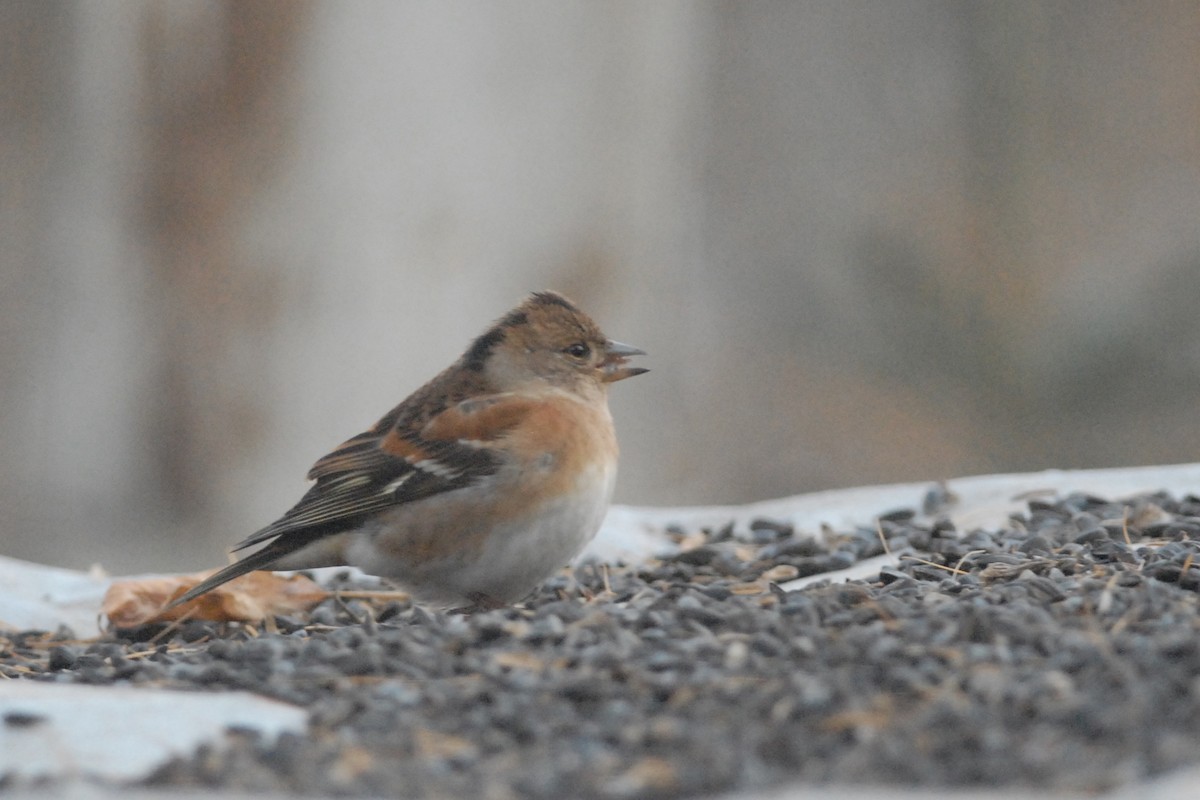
[{"xmin": 163, "ymin": 538, "xmax": 305, "ymax": 612}]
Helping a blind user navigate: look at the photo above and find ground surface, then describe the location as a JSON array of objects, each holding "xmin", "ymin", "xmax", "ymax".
[{"xmin": 5, "ymin": 489, "xmax": 1200, "ymax": 799}]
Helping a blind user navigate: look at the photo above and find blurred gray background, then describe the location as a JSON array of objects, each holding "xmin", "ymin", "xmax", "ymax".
[{"xmin": 4, "ymin": 2, "xmax": 1200, "ymax": 573}]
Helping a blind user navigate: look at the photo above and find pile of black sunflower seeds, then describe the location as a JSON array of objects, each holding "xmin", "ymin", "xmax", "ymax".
[{"xmin": 5, "ymin": 488, "xmax": 1200, "ymax": 799}]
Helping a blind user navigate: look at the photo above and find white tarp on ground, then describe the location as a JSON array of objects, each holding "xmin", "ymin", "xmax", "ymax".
[{"xmin": 0, "ymin": 681, "xmax": 307, "ymax": 783}]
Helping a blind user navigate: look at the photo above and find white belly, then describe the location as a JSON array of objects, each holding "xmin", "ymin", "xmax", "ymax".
[{"xmin": 342, "ymin": 461, "xmax": 616, "ymax": 606}]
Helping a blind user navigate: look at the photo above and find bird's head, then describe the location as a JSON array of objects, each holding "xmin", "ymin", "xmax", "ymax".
[{"xmin": 465, "ymin": 291, "xmax": 647, "ymax": 393}]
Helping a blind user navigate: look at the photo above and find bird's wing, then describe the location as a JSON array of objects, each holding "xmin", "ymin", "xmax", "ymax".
[
  {"xmin": 163, "ymin": 392, "xmax": 540, "ymax": 611},
  {"xmin": 233, "ymin": 392, "xmax": 538, "ymax": 551}
]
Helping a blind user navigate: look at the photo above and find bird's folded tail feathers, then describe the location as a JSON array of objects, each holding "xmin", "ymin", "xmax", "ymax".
[{"xmin": 162, "ymin": 533, "xmax": 324, "ymax": 612}]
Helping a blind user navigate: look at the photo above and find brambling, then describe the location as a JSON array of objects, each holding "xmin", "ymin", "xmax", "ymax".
[{"xmin": 169, "ymin": 291, "xmax": 646, "ymax": 611}]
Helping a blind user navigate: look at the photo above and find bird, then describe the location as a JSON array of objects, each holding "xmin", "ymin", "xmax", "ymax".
[{"xmin": 167, "ymin": 291, "xmax": 647, "ymax": 612}]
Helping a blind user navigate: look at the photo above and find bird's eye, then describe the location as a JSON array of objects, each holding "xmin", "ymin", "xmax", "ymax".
[{"xmin": 563, "ymin": 342, "xmax": 590, "ymax": 359}]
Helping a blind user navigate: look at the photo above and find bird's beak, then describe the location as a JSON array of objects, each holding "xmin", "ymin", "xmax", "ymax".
[{"xmin": 601, "ymin": 340, "xmax": 648, "ymax": 383}]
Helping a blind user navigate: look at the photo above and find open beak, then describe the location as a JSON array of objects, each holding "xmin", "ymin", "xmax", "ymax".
[{"xmin": 601, "ymin": 339, "xmax": 648, "ymax": 383}]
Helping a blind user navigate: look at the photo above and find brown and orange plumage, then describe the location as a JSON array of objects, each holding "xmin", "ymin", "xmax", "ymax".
[{"xmin": 169, "ymin": 291, "xmax": 646, "ymax": 610}]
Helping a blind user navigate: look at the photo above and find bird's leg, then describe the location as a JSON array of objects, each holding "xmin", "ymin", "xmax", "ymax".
[{"xmin": 448, "ymin": 591, "xmax": 507, "ymax": 615}]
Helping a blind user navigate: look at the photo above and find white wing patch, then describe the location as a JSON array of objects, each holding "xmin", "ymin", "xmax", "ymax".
[
  {"xmin": 381, "ymin": 474, "xmax": 412, "ymax": 495},
  {"xmin": 412, "ymin": 458, "xmax": 461, "ymax": 480}
]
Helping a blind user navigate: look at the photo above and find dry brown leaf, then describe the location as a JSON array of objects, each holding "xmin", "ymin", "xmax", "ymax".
[{"xmin": 102, "ymin": 570, "xmax": 331, "ymax": 627}]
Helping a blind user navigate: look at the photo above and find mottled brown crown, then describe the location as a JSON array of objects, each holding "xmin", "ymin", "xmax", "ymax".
[{"xmin": 463, "ymin": 291, "xmax": 601, "ymax": 372}]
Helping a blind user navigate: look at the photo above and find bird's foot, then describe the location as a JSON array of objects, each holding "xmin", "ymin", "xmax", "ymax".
[{"xmin": 448, "ymin": 591, "xmax": 507, "ymax": 615}]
